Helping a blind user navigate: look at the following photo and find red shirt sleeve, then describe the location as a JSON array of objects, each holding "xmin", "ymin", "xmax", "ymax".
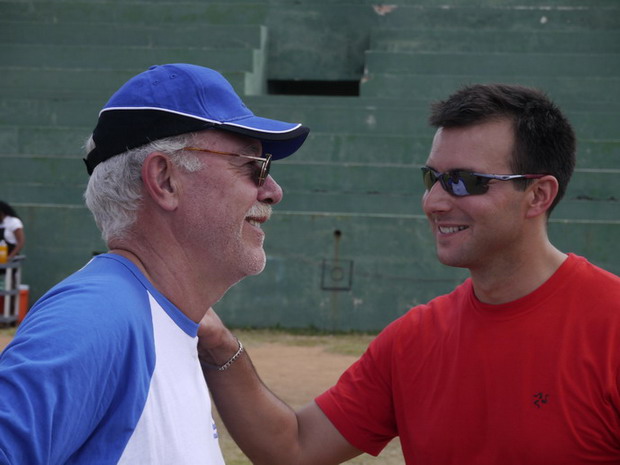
[{"xmin": 315, "ymin": 321, "xmax": 400, "ymax": 456}]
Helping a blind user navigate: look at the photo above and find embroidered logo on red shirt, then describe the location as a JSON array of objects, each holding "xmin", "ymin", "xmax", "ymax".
[{"xmin": 533, "ymin": 392, "xmax": 550, "ymax": 408}]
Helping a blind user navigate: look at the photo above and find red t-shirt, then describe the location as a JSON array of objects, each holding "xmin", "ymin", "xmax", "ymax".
[{"xmin": 316, "ymin": 254, "xmax": 620, "ymax": 464}]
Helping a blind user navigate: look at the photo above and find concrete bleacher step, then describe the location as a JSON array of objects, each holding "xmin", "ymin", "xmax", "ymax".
[
  {"xmin": 224, "ymin": 215, "xmax": 618, "ymax": 331},
  {"xmin": 2, "ymin": 0, "xmax": 618, "ymax": 328},
  {"xmin": 3, "ymin": 93, "xmax": 616, "ymax": 143},
  {"xmin": 289, "ymin": 132, "xmax": 434, "ymax": 165},
  {"xmin": 577, "ymin": 141, "xmax": 620, "ymax": 169},
  {"xmin": 0, "ymin": 182, "xmax": 86, "ymax": 208},
  {"xmin": 0, "ymin": 156, "xmax": 86, "ymax": 206},
  {"xmin": 247, "ymin": 93, "xmax": 620, "ymax": 116},
  {"xmin": 360, "ymin": 73, "xmax": 620, "ymax": 105},
  {"xmin": 247, "ymin": 97, "xmax": 620, "ymax": 140},
  {"xmin": 0, "ymin": 124, "xmax": 98, "ymax": 158},
  {"xmin": 0, "ymin": 21, "xmax": 266, "ymax": 49},
  {"xmin": 0, "ymin": 67, "xmax": 254, "ymax": 99},
  {"xmin": 275, "ymin": 189, "xmax": 620, "ymax": 223},
  {"xmin": 277, "ymin": 162, "xmax": 618, "ymax": 198},
  {"xmin": 357, "ymin": 0, "xmax": 620, "ymax": 6},
  {"xmin": 1, "ymin": 44, "xmax": 263, "ymax": 73},
  {"xmin": 0, "ymin": 97, "xmax": 113, "ymax": 129},
  {"xmin": 373, "ymin": 5, "xmax": 620, "ymax": 30},
  {"xmin": 1, "ymin": 1, "xmax": 268, "ymax": 25},
  {"xmin": 364, "ymin": 51, "xmax": 619, "ymax": 78},
  {"xmin": 1, "ymin": 152, "xmax": 616, "ymax": 217},
  {"xmin": 370, "ymin": 28, "xmax": 620, "ymax": 54},
  {"xmin": 298, "ymin": 133, "xmax": 620, "ymax": 170},
  {"xmin": 12, "ymin": 202, "xmax": 617, "ymax": 330},
  {"xmin": 4, "ymin": 92, "xmax": 618, "ymax": 128},
  {"xmin": 2, "ymin": 93, "xmax": 618, "ymax": 162},
  {"xmin": 2, "ymin": 121, "xmax": 617, "ymax": 173}
]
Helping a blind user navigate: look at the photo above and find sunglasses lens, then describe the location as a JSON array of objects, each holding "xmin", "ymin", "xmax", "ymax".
[
  {"xmin": 459, "ymin": 172, "xmax": 489, "ymax": 195},
  {"xmin": 257, "ymin": 155, "xmax": 272, "ymax": 186},
  {"xmin": 421, "ymin": 167, "xmax": 489, "ymax": 196},
  {"xmin": 421, "ymin": 167, "xmax": 437, "ymax": 190},
  {"xmin": 448, "ymin": 171, "xmax": 489, "ymax": 196}
]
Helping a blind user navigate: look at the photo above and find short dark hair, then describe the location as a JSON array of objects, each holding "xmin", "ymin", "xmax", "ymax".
[{"xmin": 429, "ymin": 83, "xmax": 576, "ymax": 214}]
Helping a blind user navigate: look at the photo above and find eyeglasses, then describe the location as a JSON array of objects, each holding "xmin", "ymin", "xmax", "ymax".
[
  {"xmin": 421, "ymin": 166, "xmax": 545, "ymax": 197},
  {"xmin": 183, "ymin": 147, "xmax": 272, "ymax": 187}
]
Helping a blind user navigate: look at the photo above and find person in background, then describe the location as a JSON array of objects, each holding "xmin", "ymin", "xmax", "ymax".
[
  {"xmin": 0, "ymin": 201, "xmax": 25, "ymax": 261},
  {"xmin": 0, "ymin": 63, "xmax": 309, "ymax": 464},
  {"xmin": 198, "ymin": 83, "xmax": 620, "ymax": 465}
]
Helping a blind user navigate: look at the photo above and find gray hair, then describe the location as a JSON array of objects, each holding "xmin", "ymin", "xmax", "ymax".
[{"xmin": 84, "ymin": 133, "xmax": 203, "ymax": 243}]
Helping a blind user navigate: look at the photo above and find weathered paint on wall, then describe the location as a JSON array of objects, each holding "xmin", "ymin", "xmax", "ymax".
[{"xmin": 1, "ymin": 0, "xmax": 618, "ymax": 331}]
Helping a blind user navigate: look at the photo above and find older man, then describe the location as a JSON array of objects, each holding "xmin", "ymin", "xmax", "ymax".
[
  {"xmin": 0, "ymin": 64, "xmax": 308, "ymax": 464},
  {"xmin": 199, "ymin": 83, "xmax": 620, "ymax": 465}
]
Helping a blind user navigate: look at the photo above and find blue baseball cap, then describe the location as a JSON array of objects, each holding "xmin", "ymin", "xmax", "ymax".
[{"xmin": 84, "ymin": 63, "xmax": 310, "ymax": 175}]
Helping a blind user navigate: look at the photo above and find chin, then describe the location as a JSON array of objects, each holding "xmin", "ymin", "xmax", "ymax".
[
  {"xmin": 247, "ymin": 262, "xmax": 266, "ymax": 276},
  {"xmin": 436, "ymin": 251, "xmax": 469, "ymax": 269},
  {"xmin": 244, "ymin": 251, "xmax": 267, "ymax": 276}
]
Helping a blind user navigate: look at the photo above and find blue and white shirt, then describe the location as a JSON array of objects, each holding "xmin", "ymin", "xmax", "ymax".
[{"xmin": 0, "ymin": 254, "xmax": 226, "ymax": 464}]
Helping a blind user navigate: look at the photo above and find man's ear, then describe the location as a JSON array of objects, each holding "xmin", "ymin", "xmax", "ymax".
[
  {"xmin": 141, "ymin": 152, "xmax": 180, "ymax": 211},
  {"xmin": 525, "ymin": 175, "xmax": 559, "ymax": 219}
]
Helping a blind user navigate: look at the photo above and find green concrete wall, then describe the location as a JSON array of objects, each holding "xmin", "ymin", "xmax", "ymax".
[{"xmin": 0, "ymin": 0, "xmax": 618, "ymax": 331}]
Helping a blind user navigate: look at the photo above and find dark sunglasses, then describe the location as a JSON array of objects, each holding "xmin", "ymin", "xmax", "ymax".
[
  {"xmin": 183, "ymin": 147, "xmax": 272, "ymax": 187},
  {"xmin": 421, "ymin": 166, "xmax": 545, "ymax": 197}
]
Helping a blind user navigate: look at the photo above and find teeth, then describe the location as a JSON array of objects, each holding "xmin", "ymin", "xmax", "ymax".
[
  {"xmin": 247, "ymin": 219, "xmax": 261, "ymax": 228},
  {"xmin": 439, "ymin": 226, "xmax": 467, "ymax": 234}
]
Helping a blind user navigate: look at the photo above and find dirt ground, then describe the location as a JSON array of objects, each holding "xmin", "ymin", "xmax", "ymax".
[
  {"xmin": 0, "ymin": 335, "xmax": 11, "ymax": 351},
  {"xmin": 0, "ymin": 332, "xmax": 404, "ymax": 464}
]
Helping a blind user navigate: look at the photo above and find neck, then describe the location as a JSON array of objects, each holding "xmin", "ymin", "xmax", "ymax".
[
  {"xmin": 108, "ymin": 242, "xmax": 228, "ymax": 323},
  {"xmin": 108, "ymin": 247, "xmax": 149, "ymax": 280},
  {"xmin": 470, "ymin": 242, "xmax": 567, "ymax": 305}
]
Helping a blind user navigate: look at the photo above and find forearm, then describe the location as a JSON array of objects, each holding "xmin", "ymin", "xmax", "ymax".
[
  {"xmin": 198, "ymin": 309, "xmax": 360, "ymax": 465},
  {"xmin": 199, "ymin": 334, "xmax": 303, "ymax": 465}
]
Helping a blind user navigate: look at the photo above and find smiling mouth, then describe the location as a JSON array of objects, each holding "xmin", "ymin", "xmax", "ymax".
[
  {"xmin": 246, "ymin": 218, "xmax": 266, "ymax": 228},
  {"xmin": 246, "ymin": 204, "xmax": 272, "ymax": 229},
  {"xmin": 438, "ymin": 225, "xmax": 468, "ymax": 234}
]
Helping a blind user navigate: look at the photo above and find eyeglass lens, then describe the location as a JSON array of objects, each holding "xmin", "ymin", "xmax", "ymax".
[
  {"xmin": 422, "ymin": 168, "xmax": 490, "ymax": 196},
  {"xmin": 255, "ymin": 155, "xmax": 272, "ymax": 186}
]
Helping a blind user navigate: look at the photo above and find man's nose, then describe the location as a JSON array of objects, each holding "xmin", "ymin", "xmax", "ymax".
[
  {"xmin": 259, "ymin": 175, "xmax": 283, "ymax": 205},
  {"xmin": 422, "ymin": 180, "xmax": 452, "ymax": 215}
]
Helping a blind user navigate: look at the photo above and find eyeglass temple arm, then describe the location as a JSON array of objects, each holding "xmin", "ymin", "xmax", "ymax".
[{"xmin": 475, "ymin": 173, "xmax": 546, "ymax": 181}]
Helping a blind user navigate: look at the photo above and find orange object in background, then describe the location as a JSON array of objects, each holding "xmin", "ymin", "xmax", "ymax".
[
  {"xmin": 0, "ymin": 285, "xmax": 30, "ymax": 324},
  {"xmin": 17, "ymin": 285, "xmax": 29, "ymax": 323},
  {"xmin": 0, "ymin": 241, "xmax": 7, "ymax": 264}
]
